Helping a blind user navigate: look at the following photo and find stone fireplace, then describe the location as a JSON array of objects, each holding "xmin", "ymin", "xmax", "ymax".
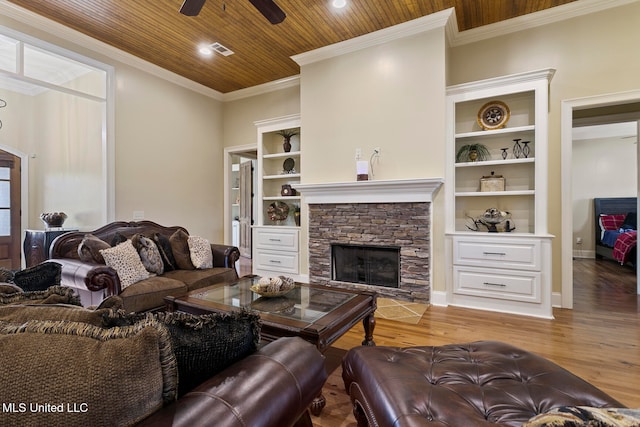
[{"xmin": 297, "ymin": 179, "xmax": 443, "ymax": 303}]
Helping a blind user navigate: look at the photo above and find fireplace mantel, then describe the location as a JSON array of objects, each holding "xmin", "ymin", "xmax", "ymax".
[{"xmin": 296, "ymin": 178, "xmax": 443, "ymax": 204}]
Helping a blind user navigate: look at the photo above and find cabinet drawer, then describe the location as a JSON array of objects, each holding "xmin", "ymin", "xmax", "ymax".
[
  {"xmin": 454, "ymin": 266, "xmax": 540, "ymax": 303},
  {"xmin": 255, "ymin": 249, "xmax": 299, "ymax": 274},
  {"xmin": 254, "ymin": 228, "xmax": 298, "ymax": 251},
  {"xmin": 454, "ymin": 238, "xmax": 541, "ymax": 270}
]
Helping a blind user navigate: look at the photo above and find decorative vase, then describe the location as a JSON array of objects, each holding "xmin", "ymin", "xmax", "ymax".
[
  {"xmin": 283, "ymin": 137, "xmax": 292, "ymax": 153},
  {"xmin": 40, "ymin": 212, "xmax": 67, "ymax": 228},
  {"xmin": 512, "ymin": 138, "xmax": 523, "ymax": 159},
  {"xmin": 468, "ymin": 149, "xmax": 478, "ymax": 162}
]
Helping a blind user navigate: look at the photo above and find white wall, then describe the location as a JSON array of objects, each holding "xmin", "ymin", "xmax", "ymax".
[
  {"xmin": 113, "ymin": 65, "xmax": 224, "ymax": 239},
  {"xmin": 300, "ymin": 29, "xmax": 447, "ymax": 184}
]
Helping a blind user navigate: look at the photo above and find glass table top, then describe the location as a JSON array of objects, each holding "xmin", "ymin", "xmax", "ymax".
[{"xmin": 190, "ymin": 276, "xmax": 357, "ymax": 324}]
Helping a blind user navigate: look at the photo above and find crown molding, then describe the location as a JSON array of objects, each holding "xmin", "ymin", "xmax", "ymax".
[
  {"xmin": 222, "ymin": 75, "xmax": 300, "ymax": 102},
  {"xmin": 0, "ymin": 1, "xmax": 224, "ymax": 101},
  {"xmin": 448, "ymin": 0, "xmax": 639, "ymax": 47},
  {"xmin": 291, "ymin": 8, "xmax": 454, "ymax": 67},
  {"xmin": 447, "ymin": 68, "xmax": 556, "ymax": 95}
]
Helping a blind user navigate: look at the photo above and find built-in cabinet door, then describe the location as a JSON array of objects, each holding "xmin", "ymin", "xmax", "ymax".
[{"xmin": 239, "ymin": 160, "xmax": 253, "ymax": 258}]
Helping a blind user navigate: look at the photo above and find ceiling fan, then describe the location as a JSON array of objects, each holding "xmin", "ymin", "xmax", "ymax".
[{"xmin": 179, "ymin": 0, "xmax": 286, "ymax": 24}]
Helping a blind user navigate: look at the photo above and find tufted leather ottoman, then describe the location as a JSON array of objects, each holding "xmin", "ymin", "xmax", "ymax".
[{"xmin": 342, "ymin": 341, "xmax": 623, "ymax": 426}]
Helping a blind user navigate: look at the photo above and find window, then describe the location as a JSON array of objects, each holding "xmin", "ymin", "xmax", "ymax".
[{"xmin": 0, "ymin": 28, "xmax": 113, "ymax": 228}]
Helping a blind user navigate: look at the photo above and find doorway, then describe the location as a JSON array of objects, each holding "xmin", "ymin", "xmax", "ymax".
[
  {"xmin": 561, "ymin": 90, "xmax": 640, "ymax": 308},
  {"xmin": 224, "ymin": 145, "xmax": 257, "ymax": 270},
  {"xmin": 0, "ymin": 149, "xmax": 21, "ymax": 269}
]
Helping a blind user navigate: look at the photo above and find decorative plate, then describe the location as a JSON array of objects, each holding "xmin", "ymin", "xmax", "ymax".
[
  {"xmin": 477, "ymin": 100, "xmax": 510, "ymax": 130},
  {"xmin": 267, "ymin": 201, "xmax": 289, "ymax": 222},
  {"xmin": 283, "ymin": 157, "xmax": 295, "ymax": 173}
]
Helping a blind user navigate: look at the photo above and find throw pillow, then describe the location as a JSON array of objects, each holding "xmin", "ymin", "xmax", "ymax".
[
  {"xmin": 523, "ymin": 406, "xmax": 640, "ymax": 427},
  {"xmin": 0, "ymin": 285, "xmax": 81, "ymax": 306},
  {"xmin": 12, "ymin": 262, "xmax": 62, "ymax": 292},
  {"xmin": 77, "ymin": 233, "xmax": 110, "ymax": 264},
  {"xmin": 110, "ymin": 232, "xmax": 129, "ymax": 246},
  {"xmin": 188, "ymin": 235, "xmax": 213, "ymax": 269},
  {"xmin": 169, "ymin": 229, "xmax": 195, "ymax": 270},
  {"xmin": 96, "ymin": 295, "xmax": 124, "ymax": 310},
  {"xmin": 623, "ymin": 211, "xmax": 637, "ymax": 230},
  {"xmin": 104, "ymin": 309, "xmax": 261, "ymax": 397},
  {"xmin": 131, "ymin": 234, "xmax": 164, "ymax": 275},
  {"xmin": 153, "ymin": 233, "xmax": 177, "ymax": 272},
  {"xmin": 599, "ymin": 214, "xmax": 626, "ymax": 231},
  {"xmin": 0, "ymin": 302, "xmax": 113, "ymax": 327},
  {"xmin": 100, "ymin": 240, "xmax": 150, "ymax": 289},
  {"xmin": 0, "ymin": 267, "xmax": 14, "ymax": 283},
  {"xmin": 0, "ymin": 318, "xmax": 177, "ymax": 427},
  {"xmin": 0, "ymin": 282, "xmax": 22, "ymax": 294}
]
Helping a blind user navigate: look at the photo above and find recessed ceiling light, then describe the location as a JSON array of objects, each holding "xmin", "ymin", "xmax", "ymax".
[
  {"xmin": 198, "ymin": 45, "xmax": 213, "ymax": 56},
  {"xmin": 332, "ymin": 0, "xmax": 347, "ymax": 9},
  {"xmin": 198, "ymin": 42, "xmax": 234, "ymax": 57}
]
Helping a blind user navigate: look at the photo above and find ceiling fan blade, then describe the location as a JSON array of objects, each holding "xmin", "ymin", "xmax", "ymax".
[
  {"xmin": 179, "ymin": 0, "xmax": 207, "ymax": 16},
  {"xmin": 248, "ymin": 0, "xmax": 286, "ymax": 24}
]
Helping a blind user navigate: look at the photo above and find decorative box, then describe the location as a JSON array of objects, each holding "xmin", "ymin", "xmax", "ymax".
[{"xmin": 479, "ymin": 172, "xmax": 505, "ymax": 192}]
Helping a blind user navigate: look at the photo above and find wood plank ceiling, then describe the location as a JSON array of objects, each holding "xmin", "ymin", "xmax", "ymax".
[{"xmin": 7, "ymin": 0, "xmax": 577, "ymax": 94}]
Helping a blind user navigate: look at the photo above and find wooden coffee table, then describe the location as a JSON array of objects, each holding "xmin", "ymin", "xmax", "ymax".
[{"xmin": 164, "ymin": 275, "xmax": 377, "ymax": 415}]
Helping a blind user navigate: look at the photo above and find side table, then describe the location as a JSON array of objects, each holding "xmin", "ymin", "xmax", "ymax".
[{"xmin": 24, "ymin": 228, "xmax": 77, "ymax": 267}]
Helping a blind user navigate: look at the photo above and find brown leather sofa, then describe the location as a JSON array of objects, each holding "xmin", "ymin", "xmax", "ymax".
[
  {"xmin": 49, "ymin": 221, "xmax": 240, "ymax": 312},
  {"xmin": 138, "ymin": 336, "xmax": 327, "ymax": 427},
  {"xmin": 342, "ymin": 341, "xmax": 624, "ymax": 426}
]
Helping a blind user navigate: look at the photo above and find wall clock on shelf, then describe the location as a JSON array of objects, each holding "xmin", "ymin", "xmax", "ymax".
[{"xmin": 477, "ymin": 100, "xmax": 510, "ymax": 130}]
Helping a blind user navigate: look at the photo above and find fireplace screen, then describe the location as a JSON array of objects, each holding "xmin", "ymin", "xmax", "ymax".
[{"xmin": 331, "ymin": 244, "xmax": 400, "ymax": 288}]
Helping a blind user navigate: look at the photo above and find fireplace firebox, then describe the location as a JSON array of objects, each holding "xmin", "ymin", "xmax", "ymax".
[{"xmin": 332, "ymin": 244, "xmax": 400, "ymax": 288}]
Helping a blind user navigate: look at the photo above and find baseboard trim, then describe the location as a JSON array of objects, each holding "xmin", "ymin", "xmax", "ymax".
[
  {"xmin": 573, "ymin": 250, "xmax": 594, "ymax": 259},
  {"xmin": 552, "ymin": 292, "xmax": 563, "ymax": 308},
  {"xmin": 430, "ymin": 290, "xmax": 449, "ymax": 307}
]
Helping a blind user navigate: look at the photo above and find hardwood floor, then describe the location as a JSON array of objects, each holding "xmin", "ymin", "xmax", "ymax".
[{"xmin": 330, "ymin": 258, "xmax": 640, "ymax": 409}]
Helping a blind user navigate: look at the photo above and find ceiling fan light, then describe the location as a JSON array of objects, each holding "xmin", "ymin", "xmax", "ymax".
[{"xmin": 332, "ymin": 0, "xmax": 347, "ymax": 8}]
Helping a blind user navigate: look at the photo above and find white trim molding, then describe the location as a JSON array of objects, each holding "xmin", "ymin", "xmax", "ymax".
[
  {"xmin": 296, "ymin": 178, "xmax": 444, "ymax": 205},
  {"xmin": 448, "ymin": 0, "xmax": 639, "ymax": 47},
  {"xmin": 292, "ymin": 9, "xmax": 454, "ymax": 67}
]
